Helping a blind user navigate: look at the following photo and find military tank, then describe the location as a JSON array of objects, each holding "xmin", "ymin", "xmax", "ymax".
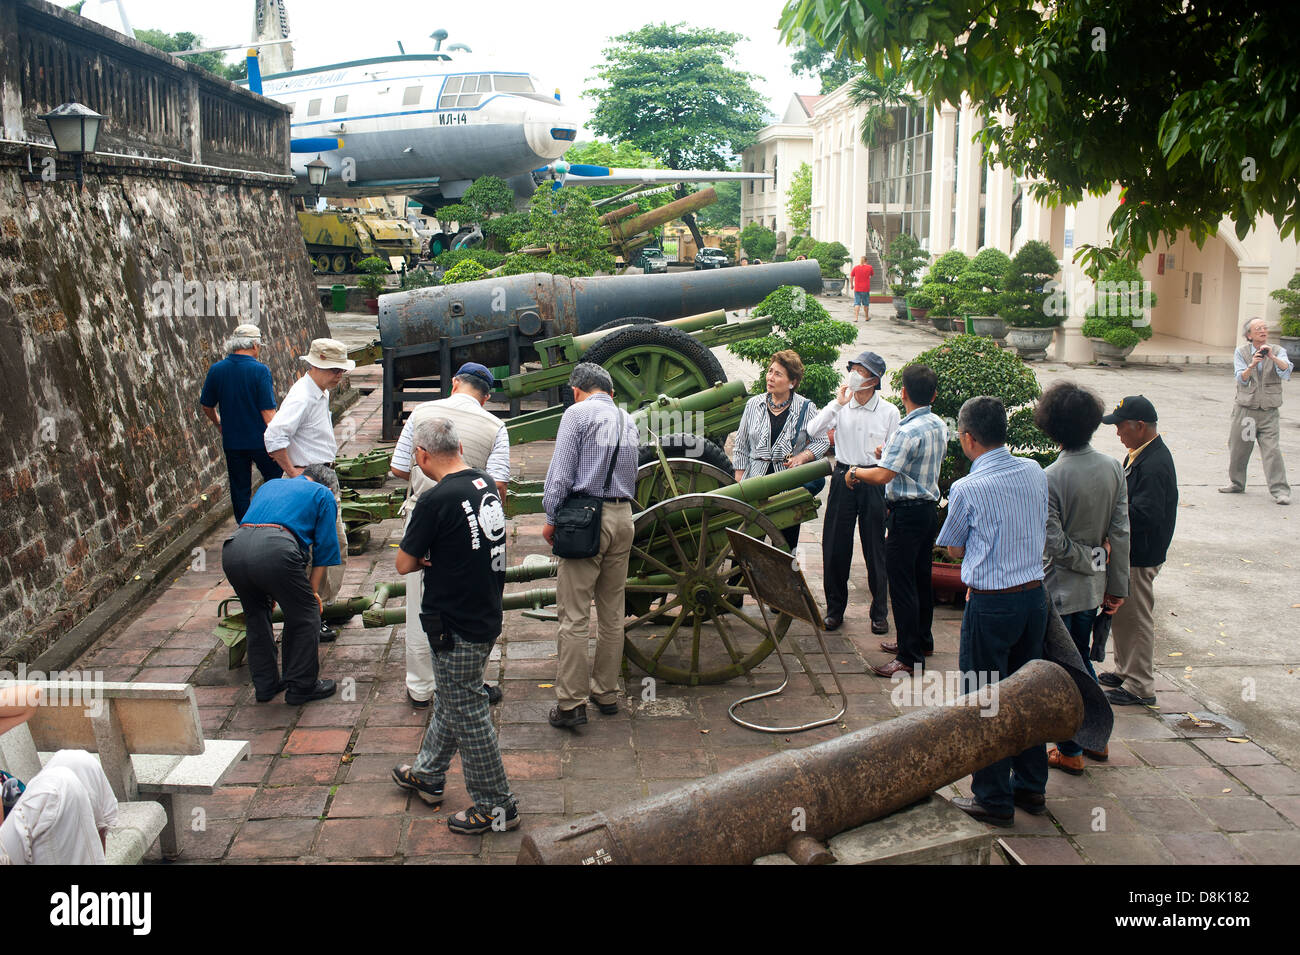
[{"xmin": 298, "ymin": 210, "xmax": 422, "ymax": 274}]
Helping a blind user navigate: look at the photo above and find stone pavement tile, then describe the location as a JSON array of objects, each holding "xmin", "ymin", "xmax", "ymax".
[
  {"xmin": 1043, "ymin": 769, "xmax": 1105, "ymax": 797},
  {"xmin": 298, "ymin": 701, "xmax": 366, "ymax": 727},
  {"xmin": 352, "ymin": 725, "xmax": 425, "ymax": 754},
  {"xmin": 1119, "ymin": 796, "xmax": 1214, "ymax": 832},
  {"xmin": 569, "ymin": 720, "xmax": 636, "ymax": 750},
  {"xmin": 85, "ymin": 646, "xmax": 153, "ymax": 666},
  {"xmin": 403, "ymin": 817, "xmax": 482, "ymax": 856},
  {"xmin": 1193, "ymin": 739, "xmax": 1278, "ymax": 766},
  {"xmin": 482, "ymin": 814, "xmax": 564, "ymax": 857},
  {"xmin": 146, "ymin": 646, "xmax": 212, "ymax": 667},
  {"xmin": 1089, "ymin": 742, "xmax": 1142, "ymax": 767},
  {"xmin": 632, "ymin": 720, "xmax": 707, "ymax": 751},
  {"xmin": 245, "ymin": 728, "xmax": 292, "ymax": 755},
  {"xmin": 1090, "ymin": 766, "xmax": 1180, "ymax": 797},
  {"xmin": 1158, "ymin": 765, "xmax": 1240, "ymax": 796},
  {"xmin": 1128, "ymin": 740, "xmax": 1211, "ymax": 767},
  {"xmin": 499, "ymin": 722, "xmax": 568, "ymax": 750},
  {"xmin": 567, "ymin": 778, "xmax": 643, "ymax": 815},
  {"xmin": 502, "ymin": 680, "xmax": 566, "ymax": 701},
  {"xmin": 198, "ymin": 707, "xmax": 226, "ymax": 734},
  {"xmin": 639, "ymin": 748, "xmax": 712, "ymax": 779},
  {"xmin": 502, "ymin": 751, "xmax": 562, "ymax": 780},
  {"xmin": 225, "ymin": 704, "xmax": 297, "ymax": 732},
  {"xmin": 1156, "ymin": 832, "xmax": 1250, "ymax": 865},
  {"xmin": 174, "ymin": 786, "xmax": 257, "ymax": 821},
  {"xmin": 648, "ymin": 779, "xmax": 702, "ymax": 797},
  {"xmin": 1261, "ymin": 795, "xmax": 1300, "ymax": 827},
  {"xmin": 1005, "ymin": 808, "xmax": 1059, "ymax": 835},
  {"xmin": 194, "ymin": 685, "xmax": 244, "ymax": 706},
  {"xmin": 135, "ymin": 665, "xmax": 197, "ymax": 683},
  {"xmin": 1153, "ymin": 691, "xmax": 1204, "ymax": 713},
  {"xmin": 345, "ymin": 754, "xmax": 408, "ymax": 783},
  {"xmin": 501, "ymin": 700, "xmax": 564, "ymax": 724},
  {"xmin": 1190, "ymin": 796, "xmax": 1291, "ymax": 831},
  {"xmin": 162, "ymin": 629, "xmax": 223, "ymax": 649},
  {"xmin": 328, "ymin": 782, "xmax": 410, "ymax": 817},
  {"xmin": 224, "ymin": 754, "xmax": 272, "ymax": 785},
  {"xmin": 112, "ymin": 627, "xmax": 174, "ymax": 649},
  {"xmin": 775, "ymin": 724, "xmax": 845, "ymax": 749},
  {"xmin": 284, "ymin": 727, "xmax": 352, "ymax": 755},
  {"xmin": 508, "ymin": 640, "xmax": 559, "ymax": 659},
  {"xmin": 315, "ymin": 817, "xmax": 404, "ymax": 858},
  {"xmin": 336, "ymin": 628, "xmax": 391, "ymax": 646},
  {"xmin": 174, "ymin": 820, "xmax": 239, "ymax": 861},
  {"xmin": 270, "ymin": 754, "xmax": 344, "ymax": 786},
  {"xmin": 1048, "ymin": 797, "xmax": 1139, "ymax": 835},
  {"xmin": 1112, "ymin": 714, "xmax": 1180, "ymax": 740},
  {"xmin": 1230, "ymin": 830, "xmax": 1300, "ymax": 865},
  {"xmin": 1229, "ymin": 764, "xmax": 1300, "ymax": 795},
  {"xmin": 998, "ymin": 836, "xmax": 1086, "ymax": 865},
  {"xmin": 713, "ymin": 745, "xmax": 779, "ymax": 772},
  {"xmin": 506, "ymin": 659, "xmax": 559, "ymax": 679},
  {"xmin": 249, "ymin": 785, "xmax": 331, "ymax": 819},
  {"xmin": 1074, "ymin": 833, "xmax": 1176, "ymax": 865},
  {"xmin": 514, "ymin": 779, "xmax": 565, "ymax": 814},
  {"xmin": 227, "ymin": 818, "xmax": 320, "ymax": 859},
  {"xmin": 568, "ymin": 747, "xmax": 638, "ymax": 779}
]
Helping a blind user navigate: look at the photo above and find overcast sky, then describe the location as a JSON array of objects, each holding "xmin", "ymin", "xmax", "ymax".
[{"xmin": 68, "ymin": 0, "xmax": 812, "ymax": 134}]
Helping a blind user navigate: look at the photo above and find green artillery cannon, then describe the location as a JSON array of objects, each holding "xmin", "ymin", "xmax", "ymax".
[
  {"xmin": 335, "ymin": 447, "xmax": 396, "ymax": 488},
  {"xmin": 340, "ymin": 487, "xmax": 407, "ymax": 554}
]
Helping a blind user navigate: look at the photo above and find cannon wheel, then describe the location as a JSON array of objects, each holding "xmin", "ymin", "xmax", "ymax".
[
  {"xmin": 637, "ymin": 434, "xmax": 733, "ymax": 476},
  {"xmin": 561, "ymin": 325, "xmax": 726, "ymax": 411},
  {"xmin": 633, "ymin": 456, "xmax": 733, "ymax": 511},
  {"xmin": 624, "ymin": 493, "xmax": 792, "ymax": 685}
]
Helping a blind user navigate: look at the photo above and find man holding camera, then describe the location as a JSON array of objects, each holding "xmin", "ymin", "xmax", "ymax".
[{"xmin": 1221, "ymin": 318, "xmax": 1291, "ymax": 504}]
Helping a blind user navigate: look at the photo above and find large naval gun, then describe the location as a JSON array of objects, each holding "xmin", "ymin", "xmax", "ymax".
[{"xmin": 374, "ymin": 259, "xmax": 823, "ymax": 438}]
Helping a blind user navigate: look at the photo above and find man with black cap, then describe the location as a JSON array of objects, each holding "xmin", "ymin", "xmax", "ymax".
[
  {"xmin": 808, "ymin": 351, "xmax": 899, "ymax": 633},
  {"xmin": 1098, "ymin": 395, "xmax": 1178, "ymax": 707},
  {"xmin": 391, "ymin": 362, "xmax": 510, "ymax": 708}
]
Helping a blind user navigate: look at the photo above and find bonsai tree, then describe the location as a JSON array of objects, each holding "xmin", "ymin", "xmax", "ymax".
[
  {"xmin": 356, "ymin": 256, "xmax": 389, "ymax": 298},
  {"xmin": 1080, "ymin": 259, "xmax": 1157, "ymax": 349},
  {"xmin": 727, "ymin": 285, "xmax": 857, "ymax": 407},
  {"xmin": 441, "ymin": 259, "xmax": 490, "ymax": 284},
  {"xmin": 917, "ymin": 249, "xmax": 968, "ymax": 316},
  {"xmin": 906, "ymin": 286, "xmax": 936, "ymax": 311},
  {"xmin": 999, "ymin": 240, "xmax": 1064, "ymax": 328},
  {"xmin": 883, "ymin": 232, "xmax": 927, "ymax": 297},
  {"xmin": 719, "ymin": 235, "xmax": 739, "ymax": 261},
  {"xmin": 1269, "ymin": 272, "xmax": 1300, "ymax": 338},
  {"xmin": 888, "ymin": 334, "xmax": 1057, "ymax": 500},
  {"xmin": 809, "ymin": 240, "xmax": 851, "ymax": 278},
  {"xmin": 954, "ymin": 247, "xmax": 1012, "ymax": 317},
  {"xmin": 739, "ymin": 222, "xmax": 777, "ymax": 261},
  {"xmin": 399, "ymin": 266, "xmax": 437, "ymax": 290}
]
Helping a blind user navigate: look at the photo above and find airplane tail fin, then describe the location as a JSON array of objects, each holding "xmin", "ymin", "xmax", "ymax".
[{"xmin": 252, "ymin": 0, "xmax": 294, "ymax": 74}]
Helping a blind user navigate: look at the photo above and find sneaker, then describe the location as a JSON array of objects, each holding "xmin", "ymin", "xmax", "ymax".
[
  {"xmin": 589, "ymin": 695, "xmax": 618, "ymax": 716},
  {"xmin": 1048, "ymin": 747, "xmax": 1085, "ymax": 775},
  {"xmin": 485, "ymin": 683, "xmax": 503, "ymax": 705},
  {"xmin": 391, "ymin": 764, "xmax": 443, "ymax": 807},
  {"xmin": 447, "ymin": 804, "xmax": 520, "ymax": 835},
  {"xmin": 1275, "ymin": 494, "xmax": 1291, "ymax": 506},
  {"xmin": 1097, "ymin": 672, "xmax": 1123, "ymax": 688},
  {"xmin": 549, "ymin": 704, "xmax": 587, "ymax": 728}
]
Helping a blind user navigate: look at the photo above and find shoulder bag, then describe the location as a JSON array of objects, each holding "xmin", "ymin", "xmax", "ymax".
[
  {"xmin": 552, "ymin": 410, "xmax": 624, "ymax": 559},
  {"xmin": 790, "ymin": 400, "xmax": 827, "ymax": 497}
]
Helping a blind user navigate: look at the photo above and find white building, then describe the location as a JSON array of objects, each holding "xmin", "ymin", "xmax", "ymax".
[
  {"xmin": 807, "ymin": 85, "xmax": 1300, "ymax": 360},
  {"xmin": 740, "ymin": 94, "xmax": 817, "ymax": 240}
]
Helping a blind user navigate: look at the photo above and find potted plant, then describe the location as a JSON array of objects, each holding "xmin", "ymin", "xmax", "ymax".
[
  {"xmin": 1000, "ymin": 240, "xmax": 1065, "ymax": 361},
  {"xmin": 1080, "ymin": 259, "xmax": 1156, "ymax": 363},
  {"xmin": 905, "ymin": 286, "xmax": 934, "ymax": 323},
  {"xmin": 1269, "ymin": 272, "xmax": 1300, "ymax": 353},
  {"xmin": 955, "ymin": 247, "xmax": 1013, "ymax": 342},
  {"xmin": 917, "ymin": 249, "xmax": 967, "ymax": 331},
  {"xmin": 357, "ymin": 256, "xmax": 389, "ymax": 314},
  {"xmin": 809, "ymin": 240, "xmax": 851, "ymax": 294},
  {"xmin": 888, "ymin": 334, "xmax": 1058, "ymax": 599},
  {"xmin": 884, "ymin": 233, "xmax": 927, "ymax": 320}
]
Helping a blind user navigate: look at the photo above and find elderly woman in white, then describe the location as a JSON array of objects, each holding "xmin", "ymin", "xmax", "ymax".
[{"xmin": 732, "ymin": 349, "xmax": 829, "ymax": 548}]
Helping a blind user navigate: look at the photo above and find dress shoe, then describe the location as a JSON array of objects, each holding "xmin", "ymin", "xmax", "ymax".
[
  {"xmin": 871, "ymin": 620, "xmax": 889, "ymax": 635},
  {"xmin": 588, "ymin": 695, "xmax": 618, "ymax": 716},
  {"xmin": 1012, "ymin": 790, "xmax": 1047, "ymax": 815},
  {"xmin": 822, "ymin": 614, "xmax": 843, "ymax": 631},
  {"xmin": 318, "ymin": 622, "xmax": 339, "ymax": 643},
  {"xmin": 1217, "ymin": 485, "xmax": 1244, "ymax": 494},
  {"xmin": 1106, "ymin": 686, "xmax": 1156, "ymax": 706},
  {"xmin": 879, "ymin": 641, "xmax": 933, "ymax": 657},
  {"xmin": 1097, "ymin": 671, "xmax": 1123, "ymax": 688},
  {"xmin": 1048, "ymin": 747, "xmax": 1085, "ymax": 775},
  {"xmin": 1083, "ymin": 745, "xmax": 1109, "ymax": 762},
  {"xmin": 549, "ymin": 703, "xmax": 588, "ymax": 728},
  {"xmin": 951, "ymin": 796, "xmax": 1014, "ymax": 828},
  {"xmin": 285, "ymin": 678, "xmax": 336, "ymax": 705},
  {"xmin": 485, "ymin": 683, "xmax": 503, "ymax": 705},
  {"xmin": 871, "ymin": 659, "xmax": 913, "ymax": 678},
  {"xmin": 255, "ymin": 681, "xmax": 286, "ymax": 703},
  {"xmin": 407, "ymin": 688, "xmax": 430, "ymax": 709}
]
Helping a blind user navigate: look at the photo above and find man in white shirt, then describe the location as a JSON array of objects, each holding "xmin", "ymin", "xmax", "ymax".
[
  {"xmin": 263, "ymin": 338, "xmax": 354, "ymax": 636},
  {"xmin": 391, "ymin": 362, "xmax": 510, "ymax": 708},
  {"xmin": 808, "ymin": 351, "xmax": 900, "ymax": 633}
]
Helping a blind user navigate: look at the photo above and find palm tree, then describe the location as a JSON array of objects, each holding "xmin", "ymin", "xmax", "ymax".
[{"xmin": 848, "ymin": 66, "xmax": 918, "ymax": 149}]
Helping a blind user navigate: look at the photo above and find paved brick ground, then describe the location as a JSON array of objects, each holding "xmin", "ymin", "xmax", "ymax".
[{"xmin": 71, "ymin": 340, "xmax": 1300, "ymax": 865}]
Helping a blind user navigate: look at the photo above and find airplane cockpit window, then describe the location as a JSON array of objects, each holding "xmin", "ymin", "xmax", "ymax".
[
  {"xmin": 457, "ymin": 93, "xmax": 481, "ymax": 107},
  {"xmin": 334, "ymin": 95, "xmax": 348, "ymax": 113},
  {"xmin": 493, "ymin": 75, "xmax": 535, "ymax": 93},
  {"xmin": 403, "ymin": 86, "xmax": 422, "ymax": 106},
  {"xmin": 307, "ymin": 98, "xmax": 321, "ymax": 117}
]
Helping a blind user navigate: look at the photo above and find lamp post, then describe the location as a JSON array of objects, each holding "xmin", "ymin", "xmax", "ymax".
[
  {"xmin": 306, "ymin": 155, "xmax": 329, "ymax": 206},
  {"xmin": 32, "ymin": 102, "xmax": 104, "ymax": 189}
]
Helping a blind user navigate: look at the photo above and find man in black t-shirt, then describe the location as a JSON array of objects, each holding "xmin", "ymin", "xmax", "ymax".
[{"xmin": 390, "ymin": 417, "xmax": 517, "ymax": 835}]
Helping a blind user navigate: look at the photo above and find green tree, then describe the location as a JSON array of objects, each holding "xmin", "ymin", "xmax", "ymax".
[
  {"xmin": 509, "ymin": 188, "xmax": 615, "ymax": 277},
  {"xmin": 585, "ymin": 22, "xmax": 768, "ymax": 250},
  {"xmin": 135, "ymin": 28, "xmax": 244, "ymax": 81},
  {"xmin": 779, "ymin": 1, "xmax": 1300, "ymax": 262},
  {"xmin": 436, "ymin": 176, "xmax": 523, "ymax": 251},
  {"xmin": 847, "ymin": 64, "xmax": 917, "ymax": 149},
  {"xmin": 789, "ymin": 32, "xmax": 854, "ymax": 94},
  {"xmin": 785, "ymin": 162, "xmax": 812, "ymax": 236},
  {"xmin": 739, "ymin": 222, "xmax": 777, "ymax": 261},
  {"xmin": 695, "ymin": 178, "xmax": 742, "ymax": 231}
]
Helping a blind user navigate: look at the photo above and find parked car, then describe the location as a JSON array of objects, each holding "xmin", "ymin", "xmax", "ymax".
[
  {"xmin": 694, "ymin": 247, "xmax": 729, "ymax": 269},
  {"xmin": 637, "ymin": 246, "xmax": 668, "ymax": 273}
]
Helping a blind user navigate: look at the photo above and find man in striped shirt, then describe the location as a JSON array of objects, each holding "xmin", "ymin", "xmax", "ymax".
[
  {"xmin": 936, "ymin": 396, "xmax": 1050, "ymax": 827},
  {"xmin": 846, "ymin": 364, "xmax": 947, "ymax": 675}
]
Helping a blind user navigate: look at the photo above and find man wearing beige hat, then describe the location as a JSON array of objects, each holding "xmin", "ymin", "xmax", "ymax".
[
  {"xmin": 264, "ymin": 339, "xmax": 355, "ymax": 636},
  {"xmin": 200, "ymin": 323, "xmax": 282, "ymax": 522}
]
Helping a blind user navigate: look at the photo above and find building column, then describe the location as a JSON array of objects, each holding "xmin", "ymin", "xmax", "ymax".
[
  {"xmin": 928, "ymin": 106, "xmax": 956, "ymax": 253},
  {"xmin": 984, "ymin": 162, "xmax": 1014, "ymax": 252},
  {"xmin": 953, "ymin": 102, "xmax": 983, "ymax": 254}
]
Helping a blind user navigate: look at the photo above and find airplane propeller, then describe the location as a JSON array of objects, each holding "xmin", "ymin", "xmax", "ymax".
[{"xmin": 537, "ymin": 160, "xmax": 613, "ymax": 190}]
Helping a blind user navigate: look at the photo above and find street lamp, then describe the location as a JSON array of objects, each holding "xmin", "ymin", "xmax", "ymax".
[
  {"xmin": 306, "ymin": 154, "xmax": 329, "ymax": 205},
  {"xmin": 26, "ymin": 102, "xmax": 104, "ymax": 189}
]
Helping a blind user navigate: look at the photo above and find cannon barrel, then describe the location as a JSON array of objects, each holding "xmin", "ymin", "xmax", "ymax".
[
  {"xmin": 517, "ymin": 659, "xmax": 1083, "ymax": 865},
  {"xmin": 378, "ymin": 260, "xmax": 823, "ymax": 377}
]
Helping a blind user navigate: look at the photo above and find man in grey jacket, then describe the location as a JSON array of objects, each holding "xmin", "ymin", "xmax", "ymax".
[{"xmin": 1034, "ymin": 382, "xmax": 1130, "ymax": 774}]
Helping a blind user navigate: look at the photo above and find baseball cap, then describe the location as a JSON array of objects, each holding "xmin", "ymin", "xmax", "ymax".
[
  {"xmin": 233, "ymin": 324, "xmax": 262, "ymax": 340},
  {"xmin": 456, "ymin": 362, "xmax": 495, "ymax": 390},
  {"xmin": 300, "ymin": 338, "xmax": 356, "ymax": 372},
  {"xmin": 847, "ymin": 350, "xmax": 886, "ymax": 381},
  {"xmin": 1101, "ymin": 395, "xmax": 1157, "ymax": 424}
]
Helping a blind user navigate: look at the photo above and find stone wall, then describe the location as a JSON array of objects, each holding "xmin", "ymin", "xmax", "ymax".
[{"xmin": 0, "ymin": 0, "xmax": 329, "ymax": 661}]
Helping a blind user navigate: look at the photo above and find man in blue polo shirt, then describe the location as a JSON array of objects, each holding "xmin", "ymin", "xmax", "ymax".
[
  {"xmin": 936, "ymin": 396, "xmax": 1050, "ymax": 827},
  {"xmin": 222, "ymin": 466, "xmax": 341, "ymax": 705},
  {"xmin": 200, "ymin": 324, "xmax": 281, "ymax": 522}
]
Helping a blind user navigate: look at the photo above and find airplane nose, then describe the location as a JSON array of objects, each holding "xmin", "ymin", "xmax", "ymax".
[{"xmin": 524, "ymin": 105, "xmax": 579, "ymax": 160}]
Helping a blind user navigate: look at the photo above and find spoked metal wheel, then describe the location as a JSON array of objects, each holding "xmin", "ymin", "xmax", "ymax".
[
  {"xmin": 623, "ymin": 493, "xmax": 793, "ymax": 685},
  {"xmin": 633, "ymin": 457, "xmax": 733, "ymax": 512},
  {"xmin": 562, "ymin": 325, "xmax": 726, "ymax": 410}
]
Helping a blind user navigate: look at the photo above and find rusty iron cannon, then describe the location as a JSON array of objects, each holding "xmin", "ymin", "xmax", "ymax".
[{"xmin": 517, "ymin": 658, "xmax": 1084, "ymax": 865}]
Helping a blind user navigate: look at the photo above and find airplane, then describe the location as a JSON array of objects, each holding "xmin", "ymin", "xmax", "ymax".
[{"xmin": 78, "ymin": 0, "xmax": 773, "ymax": 210}]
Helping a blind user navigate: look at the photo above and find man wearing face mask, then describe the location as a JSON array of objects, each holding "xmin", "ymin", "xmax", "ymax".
[{"xmin": 808, "ymin": 351, "xmax": 899, "ymax": 633}]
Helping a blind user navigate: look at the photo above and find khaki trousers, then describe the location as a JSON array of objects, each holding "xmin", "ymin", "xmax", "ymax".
[
  {"xmin": 1227, "ymin": 405, "xmax": 1291, "ymax": 497},
  {"xmin": 1111, "ymin": 564, "xmax": 1161, "ymax": 700},
  {"xmin": 312, "ymin": 508, "xmax": 348, "ymax": 605},
  {"xmin": 403, "ymin": 510, "xmax": 436, "ymax": 701},
  {"xmin": 555, "ymin": 502, "xmax": 634, "ymax": 711}
]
